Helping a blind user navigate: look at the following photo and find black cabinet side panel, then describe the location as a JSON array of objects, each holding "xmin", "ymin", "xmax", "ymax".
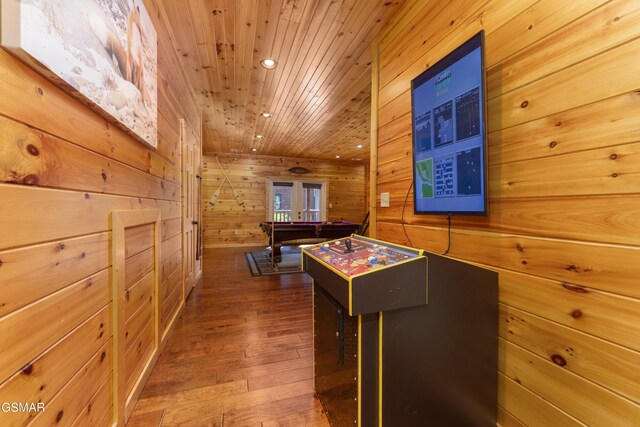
[
  {"xmin": 314, "ymin": 287, "xmax": 358, "ymax": 426},
  {"xmin": 382, "ymin": 253, "xmax": 498, "ymax": 427}
]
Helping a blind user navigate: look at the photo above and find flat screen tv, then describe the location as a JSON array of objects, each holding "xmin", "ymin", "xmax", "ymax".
[{"xmin": 411, "ymin": 31, "xmax": 487, "ymax": 215}]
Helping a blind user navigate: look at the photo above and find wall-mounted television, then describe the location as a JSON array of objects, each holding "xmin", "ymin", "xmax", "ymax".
[{"xmin": 411, "ymin": 31, "xmax": 487, "ymax": 215}]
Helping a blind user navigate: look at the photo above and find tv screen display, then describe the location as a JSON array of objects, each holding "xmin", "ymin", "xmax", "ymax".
[{"xmin": 411, "ymin": 31, "xmax": 487, "ymax": 215}]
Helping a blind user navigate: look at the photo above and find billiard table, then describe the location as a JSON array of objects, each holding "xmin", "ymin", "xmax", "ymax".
[{"xmin": 259, "ymin": 221, "xmax": 360, "ymax": 261}]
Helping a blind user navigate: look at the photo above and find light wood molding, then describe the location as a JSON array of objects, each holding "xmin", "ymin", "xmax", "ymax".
[
  {"xmin": 369, "ymin": 41, "xmax": 379, "ymax": 239},
  {"xmin": 111, "ymin": 209, "xmax": 161, "ymax": 425}
]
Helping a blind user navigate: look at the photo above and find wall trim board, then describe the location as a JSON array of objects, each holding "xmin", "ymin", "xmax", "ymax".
[
  {"xmin": 111, "ymin": 209, "xmax": 161, "ymax": 426},
  {"xmin": 125, "ymin": 298, "xmax": 184, "ymax": 423},
  {"xmin": 369, "ymin": 41, "xmax": 380, "ymax": 239}
]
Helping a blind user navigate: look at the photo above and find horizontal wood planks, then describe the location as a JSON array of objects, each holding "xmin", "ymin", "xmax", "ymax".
[
  {"xmin": 0, "ymin": 0, "xmax": 201, "ymax": 425},
  {"xmin": 202, "ymin": 153, "xmax": 367, "ymax": 247},
  {"xmin": 374, "ymin": 0, "xmax": 640, "ymax": 425}
]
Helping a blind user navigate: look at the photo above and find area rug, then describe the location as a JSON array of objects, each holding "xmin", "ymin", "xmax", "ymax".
[{"xmin": 245, "ymin": 246, "xmax": 303, "ymax": 276}]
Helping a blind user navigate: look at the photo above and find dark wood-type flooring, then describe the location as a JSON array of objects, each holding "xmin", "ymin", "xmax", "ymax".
[{"xmin": 128, "ymin": 247, "xmax": 330, "ymax": 426}]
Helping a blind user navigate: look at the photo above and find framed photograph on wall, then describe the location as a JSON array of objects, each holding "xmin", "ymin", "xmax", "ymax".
[{"xmin": 1, "ymin": 0, "xmax": 158, "ymax": 148}]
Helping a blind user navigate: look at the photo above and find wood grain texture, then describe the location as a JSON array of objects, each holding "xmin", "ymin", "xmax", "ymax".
[
  {"xmin": 202, "ymin": 153, "xmax": 367, "ymax": 247},
  {"xmin": 497, "ymin": 373, "xmax": 584, "ymax": 427},
  {"xmin": 375, "ymin": 0, "xmax": 640, "ymax": 424},
  {"xmin": 26, "ymin": 339, "xmax": 112, "ymax": 427},
  {"xmin": 0, "ymin": 306, "xmax": 110, "ymax": 427},
  {"xmin": 379, "ymin": 222, "xmax": 640, "ymax": 298},
  {"xmin": 0, "ymin": 115, "xmax": 179, "ymax": 200},
  {"xmin": 498, "ymin": 268, "xmax": 640, "ymax": 353},
  {"xmin": 376, "ymin": 184, "xmax": 640, "ymax": 247},
  {"xmin": 69, "ymin": 375, "xmax": 113, "ymax": 427},
  {"xmin": 0, "ymin": 269, "xmax": 110, "ymax": 384},
  {"xmin": 125, "ymin": 224, "xmax": 155, "ymax": 258},
  {"xmin": 128, "ymin": 247, "xmax": 329, "ymax": 426},
  {"xmin": 125, "ymin": 271, "xmax": 154, "ymax": 322},
  {"xmin": 0, "ymin": 184, "xmax": 180, "ymax": 251},
  {"xmin": 500, "ymin": 304, "xmax": 640, "ymax": 404},
  {"xmin": 0, "ymin": 232, "xmax": 109, "ymax": 317},
  {"xmin": 487, "ymin": 0, "xmax": 640, "ymax": 100},
  {"xmin": 0, "ymin": 0, "xmax": 201, "ymax": 424},
  {"xmin": 499, "ymin": 339, "xmax": 640, "ymax": 426},
  {"xmin": 160, "ymin": 0, "xmax": 405, "ymax": 160}
]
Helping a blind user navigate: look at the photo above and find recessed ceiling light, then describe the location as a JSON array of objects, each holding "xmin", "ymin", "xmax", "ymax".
[
  {"xmin": 252, "ymin": 148, "xmax": 257, "ymax": 152},
  {"xmin": 256, "ymin": 134, "xmax": 263, "ymax": 139},
  {"xmin": 356, "ymin": 144, "xmax": 364, "ymax": 149},
  {"xmin": 351, "ymin": 158, "xmax": 362, "ymax": 161},
  {"xmin": 260, "ymin": 112, "xmax": 272, "ymax": 118},
  {"xmin": 335, "ymin": 155, "xmax": 341, "ymax": 159},
  {"xmin": 260, "ymin": 58, "xmax": 278, "ymax": 69}
]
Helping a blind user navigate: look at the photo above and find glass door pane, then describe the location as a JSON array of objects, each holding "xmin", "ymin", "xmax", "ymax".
[
  {"xmin": 303, "ymin": 187, "xmax": 321, "ymax": 221},
  {"xmin": 268, "ymin": 180, "xmax": 326, "ymax": 222},
  {"xmin": 273, "ymin": 183, "xmax": 293, "ymax": 222}
]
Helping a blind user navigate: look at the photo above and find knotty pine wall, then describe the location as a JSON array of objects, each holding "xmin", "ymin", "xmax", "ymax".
[
  {"xmin": 202, "ymin": 153, "xmax": 367, "ymax": 247},
  {"xmin": 374, "ymin": 0, "xmax": 640, "ymax": 425},
  {"xmin": 0, "ymin": 1, "xmax": 200, "ymax": 425}
]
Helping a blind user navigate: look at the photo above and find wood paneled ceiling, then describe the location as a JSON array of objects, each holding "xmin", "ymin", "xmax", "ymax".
[{"xmin": 159, "ymin": 0, "xmax": 405, "ymax": 161}]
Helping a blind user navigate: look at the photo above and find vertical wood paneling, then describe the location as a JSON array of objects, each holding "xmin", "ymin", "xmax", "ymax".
[{"xmin": 375, "ymin": 0, "xmax": 640, "ymax": 424}]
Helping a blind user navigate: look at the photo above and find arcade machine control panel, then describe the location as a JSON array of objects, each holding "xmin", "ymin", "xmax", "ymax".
[{"xmin": 302, "ymin": 235, "xmax": 427, "ymax": 315}]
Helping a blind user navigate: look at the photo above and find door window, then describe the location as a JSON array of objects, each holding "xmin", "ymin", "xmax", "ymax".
[{"xmin": 268, "ymin": 180, "xmax": 326, "ymax": 222}]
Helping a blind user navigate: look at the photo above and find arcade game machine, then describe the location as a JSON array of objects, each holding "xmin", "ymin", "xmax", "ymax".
[{"xmin": 302, "ymin": 235, "xmax": 497, "ymax": 427}]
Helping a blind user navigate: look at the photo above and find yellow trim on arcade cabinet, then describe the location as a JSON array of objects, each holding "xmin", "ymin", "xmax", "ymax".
[
  {"xmin": 378, "ymin": 311, "xmax": 383, "ymax": 427},
  {"xmin": 358, "ymin": 315, "xmax": 362, "ymax": 426},
  {"xmin": 424, "ymin": 256, "xmax": 429, "ymax": 305},
  {"xmin": 312, "ymin": 280, "xmax": 315, "ymax": 385},
  {"xmin": 349, "ymin": 278, "xmax": 353, "ymax": 315}
]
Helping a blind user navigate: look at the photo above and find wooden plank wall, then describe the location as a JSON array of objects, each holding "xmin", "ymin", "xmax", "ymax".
[
  {"xmin": 202, "ymin": 153, "xmax": 367, "ymax": 247},
  {"xmin": 374, "ymin": 0, "xmax": 640, "ymax": 425},
  {"xmin": 0, "ymin": 0, "xmax": 201, "ymax": 424}
]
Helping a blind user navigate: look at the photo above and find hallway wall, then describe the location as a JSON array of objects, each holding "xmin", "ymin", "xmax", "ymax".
[
  {"xmin": 373, "ymin": 0, "xmax": 640, "ymax": 425},
  {"xmin": 0, "ymin": 2, "xmax": 200, "ymax": 425}
]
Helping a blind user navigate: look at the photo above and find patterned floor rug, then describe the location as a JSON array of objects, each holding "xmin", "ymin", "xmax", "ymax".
[{"xmin": 245, "ymin": 246, "xmax": 303, "ymax": 276}]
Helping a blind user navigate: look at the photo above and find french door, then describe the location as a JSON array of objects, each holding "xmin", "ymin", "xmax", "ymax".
[{"xmin": 268, "ymin": 180, "xmax": 327, "ymax": 222}]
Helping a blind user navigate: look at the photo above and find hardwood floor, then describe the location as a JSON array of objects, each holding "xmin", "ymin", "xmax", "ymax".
[{"xmin": 128, "ymin": 247, "xmax": 330, "ymax": 427}]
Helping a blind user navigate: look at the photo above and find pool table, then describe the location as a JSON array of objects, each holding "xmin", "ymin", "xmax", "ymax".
[{"xmin": 260, "ymin": 221, "xmax": 360, "ymax": 261}]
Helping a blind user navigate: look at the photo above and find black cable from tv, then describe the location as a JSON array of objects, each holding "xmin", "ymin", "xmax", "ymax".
[
  {"xmin": 442, "ymin": 214, "xmax": 452, "ymax": 255},
  {"xmin": 403, "ymin": 182, "xmax": 452, "ymax": 255},
  {"xmin": 401, "ymin": 181, "xmax": 413, "ymax": 247}
]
